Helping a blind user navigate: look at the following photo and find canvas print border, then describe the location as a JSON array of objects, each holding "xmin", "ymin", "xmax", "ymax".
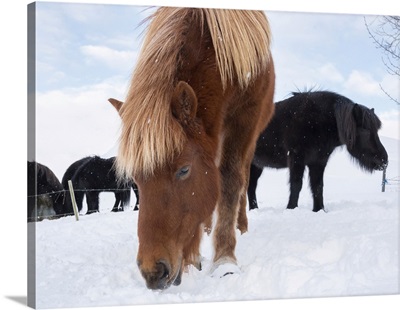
[{"xmin": 28, "ymin": 0, "xmax": 398, "ymax": 307}]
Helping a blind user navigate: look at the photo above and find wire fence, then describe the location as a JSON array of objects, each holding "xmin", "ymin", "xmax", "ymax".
[
  {"xmin": 28, "ymin": 187, "xmax": 135, "ymax": 198},
  {"xmin": 29, "ymin": 170, "xmax": 398, "ymax": 221},
  {"xmin": 28, "ymin": 182, "xmax": 139, "ymax": 222},
  {"xmin": 382, "ymin": 175, "xmax": 400, "ymax": 192}
]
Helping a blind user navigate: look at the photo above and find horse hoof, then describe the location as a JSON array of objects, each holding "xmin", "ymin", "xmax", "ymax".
[{"xmin": 210, "ymin": 260, "xmax": 241, "ymax": 278}]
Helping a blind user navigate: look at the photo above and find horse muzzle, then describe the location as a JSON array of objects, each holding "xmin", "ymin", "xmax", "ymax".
[
  {"xmin": 138, "ymin": 259, "xmax": 182, "ymax": 290},
  {"xmin": 374, "ymin": 158, "xmax": 388, "ymax": 171}
]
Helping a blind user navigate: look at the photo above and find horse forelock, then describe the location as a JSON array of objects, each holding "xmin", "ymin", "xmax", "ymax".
[
  {"xmin": 117, "ymin": 96, "xmax": 186, "ymax": 179},
  {"xmin": 116, "ymin": 7, "xmax": 272, "ymax": 180},
  {"xmin": 358, "ymin": 105, "xmax": 382, "ymax": 130}
]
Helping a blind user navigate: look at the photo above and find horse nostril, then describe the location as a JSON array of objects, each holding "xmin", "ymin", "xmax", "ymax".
[
  {"xmin": 139, "ymin": 260, "xmax": 172, "ymax": 290},
  {"xmin": 156, "ymin": 260, "xmax": 170, "ymax": 281}
]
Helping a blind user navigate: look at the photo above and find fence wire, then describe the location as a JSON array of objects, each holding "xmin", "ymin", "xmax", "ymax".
[
  {"xmin": 28, "ymin": 187, "xmax": 135, "ymax": 198},
  {"xmin": 383, "ymin": 175, "xmax": 400, "ymax": 192}
]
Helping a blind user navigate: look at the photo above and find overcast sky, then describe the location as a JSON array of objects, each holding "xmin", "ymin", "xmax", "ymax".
[{"xmin": 32, "ymin": 1, "xmax": 400, "ymax": 179}]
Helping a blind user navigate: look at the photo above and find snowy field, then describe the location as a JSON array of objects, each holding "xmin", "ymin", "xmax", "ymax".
[{"xmin": 32, "ymin": 136, "xmax": 399, "ymax": 309}]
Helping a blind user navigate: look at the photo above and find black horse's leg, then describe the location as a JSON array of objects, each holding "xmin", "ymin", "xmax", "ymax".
[
  {"xmin": 74, "ymin": 191, "xmax": 84, "ymax": 214},
  {"xmin": 121, "ymin": 188, "xmax": 131, "ymax": 211},
  {"xmin": 133, "ymin": 184, "xmax": 139, "ymax": 211},
  {"xmin": 287, "ymin": 153, "xmax": 305, "ymax": 209},
  {"xmin": 308, "ymin": 163, "xmax": 327, "ymax": 212},
  {"xmin": 111, "ymin": 192, "xmax": 121, "ymax": 212},
  {"xmin": 86, "ymin": 191, "xmax": 99, "ymax": 214},
  {"xmin": 247, "ymin": 164, "xmax": 263, "ymax": 210}
]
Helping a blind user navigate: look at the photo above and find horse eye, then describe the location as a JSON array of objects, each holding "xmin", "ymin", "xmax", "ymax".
[{"xmin": 176, "ymin": 166, "xmax": 191, "ymax": 179}]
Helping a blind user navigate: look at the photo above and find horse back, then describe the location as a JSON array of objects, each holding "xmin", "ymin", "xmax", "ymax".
[
  {"xmin": 61, "ymin": 156, "xmax": 93, "ymax": 188},
  {"xmin": 254, "ymin": 91, "xmax": 343, "ymax": 168}
]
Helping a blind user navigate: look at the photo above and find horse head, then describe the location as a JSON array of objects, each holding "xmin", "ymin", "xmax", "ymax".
[
  {"xmin": 110, "ymin": 81, "xmax": 220, "ymax": 290},
  {"xmin": 338, "ymin": 102, "xmax": 388, "ymax": 172}
]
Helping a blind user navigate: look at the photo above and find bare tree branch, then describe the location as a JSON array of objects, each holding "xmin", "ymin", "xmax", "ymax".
[{"xmin": 364, "ymin": 15, "xmax": 400, "ymax": 104}]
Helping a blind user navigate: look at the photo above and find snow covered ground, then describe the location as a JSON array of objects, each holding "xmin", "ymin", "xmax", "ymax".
[{"xmin": 32, "ymin": 136, "xmax": 399, "ymax": 309}]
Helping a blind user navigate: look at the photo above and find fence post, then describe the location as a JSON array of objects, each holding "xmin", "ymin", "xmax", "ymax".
[
  {"xmin": 68, "ymin": 180, "xmax": 80, "ymax": 221},
  {"xmin": 381, "ymin": 167, "xmax": 386, "ymax": 192}
]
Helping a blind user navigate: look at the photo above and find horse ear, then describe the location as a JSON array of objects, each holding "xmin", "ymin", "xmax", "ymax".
[
  {"xmin": 108, "ymin": 98, "xmax": 124, "ymax": 115},
  {"xmin": 171, "ymin": 81, "xmax": 198, "ymax": 126}
]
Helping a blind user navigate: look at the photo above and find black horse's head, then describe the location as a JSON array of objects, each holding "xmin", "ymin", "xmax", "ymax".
[
  {"xmin": 37, "ymin": 163, "xmax": 66, "ymax": 216},
  {"xmin": 336, "ymin": 101, "xmax": 388, "ymax": 172}
]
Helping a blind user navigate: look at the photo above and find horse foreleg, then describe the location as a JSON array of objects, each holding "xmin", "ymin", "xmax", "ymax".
[
  {"xmin": 308, "ymin": 163, "xmax": 327, "ymax": 212},
  {"xmin": 133, "ymin": 185, "xmax": 139, "ymax": 211},
  {"xmin": 287, "ymin": 154, "xmax": 305, "ymax": 209},
  {"xmin": 212, "ymin": 129, "xmax": 248, "ymax": 270},
  {"xmin": 74, "ymin": 192, "xmax": 84, "ymax": 213},
  {"xmin": 121, "ymin": 188, "xmax": 131, "ymax": 211},
  {"xmin": 213, "ymin": 158, "xmax": 241, "ymax": 266},
  {"xmin": 237, "ymin": 158, "xmax": 256, "ymax": 234},
  {"xmin": 237, "ymin": 192, "xmax": 248, "ymax": 234},
  {"xmin": 213, "ymin": 116, "xmax": 257, "ymax": 269},
  {"xmin": 111, "ymin": 193, "xmax": 121, "ymax": 212},
  {"xmin": 247, "ymin": 163, "xmax": 263, "ymax": 210},
  {"xmin": 86, "ymin": 191, "xmax": 99, "ymax": 214},
  {"xmin": 212, "ymin": 82, "xmax": 274, "ymax": 273}
]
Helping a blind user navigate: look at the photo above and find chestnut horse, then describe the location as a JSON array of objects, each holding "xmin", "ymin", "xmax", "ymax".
[{"xmin": 116, "ymin": 8, "xmax": 275, "ymax": 290}]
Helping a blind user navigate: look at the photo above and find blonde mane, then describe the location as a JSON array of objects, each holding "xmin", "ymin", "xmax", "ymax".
[{"xmin": 117, "ymin": 8, "xmax": 272, "ymax": 179}]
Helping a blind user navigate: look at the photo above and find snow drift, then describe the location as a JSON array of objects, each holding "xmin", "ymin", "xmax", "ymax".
[{"xmin": 32, "ymin": 136, "xmax": 399, "ymax": 309}]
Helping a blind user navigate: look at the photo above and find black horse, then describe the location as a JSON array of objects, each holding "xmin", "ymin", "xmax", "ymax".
[
  {"xmin": 27, "ymin": 161, "xmax": 64, "ymax": 221},
  {"xmin": 248, "ymin": 91, "xmax": 388, "ymax": 212},
  {"xmin": 61, "ymin": 156, "xmax": 139, "ymax": 215}
]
